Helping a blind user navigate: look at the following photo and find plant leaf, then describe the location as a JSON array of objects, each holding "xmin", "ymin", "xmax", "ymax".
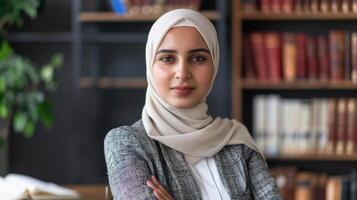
[
  {"xmin": 23, "ymin": 121, "xmax": 35, "ymax": 137},
  {"xmin": 13, "ymin": 112, "xmax": 27, "ymax": 133},
  {"xmin": 0, "ymin": 40, "xmax": 13, "ymax": 60},
  {"xmin": 37, "ymin": 100, "xmax": 54, "ymax": 128}
]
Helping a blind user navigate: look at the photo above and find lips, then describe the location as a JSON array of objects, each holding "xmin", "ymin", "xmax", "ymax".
[{"xmin": 171, "ymin": 85, "xmax": 195, "ymax": 96}]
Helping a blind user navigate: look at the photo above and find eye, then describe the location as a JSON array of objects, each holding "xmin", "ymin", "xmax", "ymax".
[
  {"xmin": 159, "ymin": 55, "xmax": 175, "ymax": 63},
  {"xmin": 191, "ymin": 55, "xmax": 207, "ymax": 64}
]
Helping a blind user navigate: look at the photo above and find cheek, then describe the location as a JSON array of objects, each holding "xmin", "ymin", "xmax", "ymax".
[
  {"xmin": 152, "ymin": 66, "xmax": 172, "ymax": 90},
  {"xmin": 197, "ymin": 67, "xmax": 214, "ymax": 91}
]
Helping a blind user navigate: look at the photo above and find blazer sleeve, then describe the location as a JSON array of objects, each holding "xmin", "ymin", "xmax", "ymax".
[
  {"xmin": 248, "ymin": 150, "xmax": 282, "ymax": 200},
  {"xmin": 104, "ymin": 127, "xmax": 156, "ymax": 200}
]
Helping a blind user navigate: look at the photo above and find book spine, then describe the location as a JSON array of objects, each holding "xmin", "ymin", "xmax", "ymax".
[
  {"xmin": 344, "ymin": 31, "xmax": 351, "ymax": 81},
  {"xmin": 351, "ymin": 32, "xmax": 357, "ymax": 83},
  {"xmin": 317, "ymin": 35, "xmax": 330, "ymax": 81},
  {"xmin": 243, "ymin": 35, "xmax": 256, "ymax": 79},
  {"xmin": 283, "ymin": 33, "xmax": 297, "ymax": 82},
  {"xmin": 265, "ymin": 32, "xmax": 282, "ymax": 82},
  {"xmin": 242, "ymin": 0, "xmax": 258, "ymax": 12},
  {"xmin": 326, "ymin": 99, "xmax": 337, "ymax": 154},
  {"xmin": 250, "ymin": 32, "xmax": 268, "ymax": 81},
  {"xmin": 296, "ymin": 33, "xmax": 307, "ymax": 79},
  {"xmin": 306, "ymin": 36, "xmax": 318, "ymax": 80},
  {"xmin": 346, "ymin": 99, "xmax": 357, "ymax": 154},
  {"xmin": 336, "ymin": 98, "xmax": 347, "ymax": 155},
  {"xmin": 329, "ymin": 31, "xmax": 346, "ymax": 81}
]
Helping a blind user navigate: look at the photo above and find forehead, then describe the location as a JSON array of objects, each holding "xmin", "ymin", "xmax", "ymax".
[{"xmin": 157, "ymin": 26, "xmax": 208, "ymax": 49}]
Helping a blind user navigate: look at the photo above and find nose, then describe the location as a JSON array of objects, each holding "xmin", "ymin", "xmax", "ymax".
[{"xmin": 175, "ymin": 60, "xmax": 191, "ymax": 80}]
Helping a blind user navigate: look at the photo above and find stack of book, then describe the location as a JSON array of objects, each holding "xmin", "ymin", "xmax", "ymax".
[
  {"xmin": 271, "ymin": 167, "xmax": 357, "ymax": 200},
  {"xmin": 244, "ymin": 31, "xmax": 357, "ymax": 83},
  {"xmin": 241, "ymin": 0, "xmax": 357, "ymax": 13},
  {"xmin": 108, "ymin": 0, "xmax": 202, "ymax": 15},
  {"xmin": 253, "ymin": 95, "xmax": 357, "ymax": 156}
]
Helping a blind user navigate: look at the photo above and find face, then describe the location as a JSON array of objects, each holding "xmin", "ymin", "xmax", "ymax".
[{"xmin": 152, "ymin": 26, "xmax": 214, "ymax": 109}]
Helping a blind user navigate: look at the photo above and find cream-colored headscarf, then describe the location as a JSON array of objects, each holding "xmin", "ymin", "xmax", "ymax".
[{"xmin": 142, "ymin": 9, "xmax": 262, "ymax": 165}]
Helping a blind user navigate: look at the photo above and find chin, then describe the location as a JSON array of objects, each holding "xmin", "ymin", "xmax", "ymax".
[{"xmin": 169, "ymin": 101, "xmax": 197, "ymax": 109}]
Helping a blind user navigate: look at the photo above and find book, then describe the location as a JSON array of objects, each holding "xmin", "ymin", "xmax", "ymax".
[
  {"xmin": 283, "ymin": 32, "xmax": 297, "ymax": 82},
  {"xmin": 250, "ymin": 32, "xmax": 268, "ymax": 80},
  {"xmin": 329, "ymin": 31, "xmax": 346, "ymax": 81},
  {"xmin": 336, "ymin": 98, "xmax": 347, "ymax": 155},
  {"xmin": 346, "ymin": 98, "xmax": 357, "ymax": 154},
  {"xmin": 265, "ymin": 32, "xmax": 282, "ymax": 82},
  {"xmin": 0, "ymin": 174, "xmax": 80, "ymax": 200},
  {"xmin": 351, "ymin": 32, "xmax": 357, "ymax": 83}
]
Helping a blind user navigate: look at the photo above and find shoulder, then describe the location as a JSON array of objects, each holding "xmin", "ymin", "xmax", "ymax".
[
  {"xmin": 104, "ymin": 120, "xmax": 154, "ymax": 152},
  {"xmin": 222, "ymin": 144, "xmax": 263, "ymax": 162}
]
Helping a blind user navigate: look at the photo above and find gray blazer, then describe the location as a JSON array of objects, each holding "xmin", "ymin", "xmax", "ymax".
[{"xmin": 104, "ymin": 120, "xmax": 282, "ymax": 200}]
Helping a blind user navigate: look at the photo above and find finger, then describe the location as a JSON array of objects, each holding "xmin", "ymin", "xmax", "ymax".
[
  {"xmin": 154, "ymin": 189, "xmax": 168, "ymax": 200},
  {"xmin": 152, "ymin": 176, "xmax": 172, "ymax": 198},
  {"xmin": 147, "ymin": 180, "xmax": 156, "ymax": 190}
]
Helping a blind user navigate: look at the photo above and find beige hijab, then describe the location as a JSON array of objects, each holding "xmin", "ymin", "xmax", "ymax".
[{"xmin": 142, "ymin": 9, "xmax": 262, "ymax": 165}]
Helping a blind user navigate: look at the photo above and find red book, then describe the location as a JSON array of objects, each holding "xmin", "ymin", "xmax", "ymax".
[
  {"xmin": 296, "ymin": 33, "xmax": 307, "ymax": 79},
  {"xmin": 265, "ymin": 32, "xmax": 282, "ymax": 82},
  {"xmin": 250, "ymin": 32, "xmax": 268, "ymax": 80},
  {"xmin": 243, "ymin": 35, "xmax": 256, "ymax": 79},
  {"xmin": 271, "ymin": 0, "xmax": 281, "ymax": 12},
  {"xmin": 317, "ymin": 35, "xmax": 330, "ymax": 81},
  {"xmin": 261, "ymin": 0, "xmax": 271, "ymax": 12},
  {"xmin": 336, "ymin": 99, "xmax": 347, "ymax": 155},
  {"xmin": 282, "ymin": 0, "xmax": 294, "ymax": 12},
  {"xmin": 329, "ymin": 31, "xmax": 346, "ymax": 81},
  {"xmin": 351, "ymin": 32, "xmax": 357, "ymax": 83},
  {"xmin": 306, "ymin": 36, "xmax": 318, "ymax": 80}
]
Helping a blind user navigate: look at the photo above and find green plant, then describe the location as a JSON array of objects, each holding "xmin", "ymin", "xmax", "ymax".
[{"xmin": 0, "ymin": 0, "xmax": 62, "ymax": 144}]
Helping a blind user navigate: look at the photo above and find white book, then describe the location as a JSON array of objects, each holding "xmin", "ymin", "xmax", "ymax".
[
  {"xmin": 253, "ymin": 95, "xmax": 266, "ymax": 152},
  {"xmin": 265, "ymin": 95, "xmax": 281, "ymax": 156},
  {"xmin": 0, "ymin": 174, "xmax": 80, "ymax": 200}
]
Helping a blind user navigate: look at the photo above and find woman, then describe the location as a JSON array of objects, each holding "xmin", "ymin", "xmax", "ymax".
[{"xmin": 104, "ymin": 9, "xmax": 281, "ymax": 200}]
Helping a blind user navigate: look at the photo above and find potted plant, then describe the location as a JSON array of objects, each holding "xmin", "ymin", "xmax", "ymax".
[{"xmin": 0, "ymin": 0, "xmax": 63, "ymax": 175}]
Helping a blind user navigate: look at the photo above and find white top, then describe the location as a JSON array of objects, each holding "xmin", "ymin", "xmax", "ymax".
[{"xmin": 189, "ymin": 158, "xmax": 231, "ymax": 200}]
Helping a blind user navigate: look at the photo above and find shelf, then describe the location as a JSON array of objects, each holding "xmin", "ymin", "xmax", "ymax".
[
  {"xmin": 240, "ymin": 79, "xmax": 357, "ymax": 90},
  {"xmin": 80, "ymin": 77, "xmax": 147, "ymax": 89},
  {"xmin": 80, "ymin": 11, "xmax": 220, "ymax": 22},
  {"xmin": 267, "ymin": 154, "xmax": 357, "ymax": 161},
  {"xmin": 6, "ymin": 32, "xmax": 72, "ymax": 43},
  {"xmin": 82, "ymin": 33, "xmax": 147, "ymax": 43},
  {"xmin": 241, "ymin": 12, "xmax": 357, "ymax": 21}
]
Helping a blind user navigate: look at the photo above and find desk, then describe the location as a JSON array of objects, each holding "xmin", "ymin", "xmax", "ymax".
[{"xmin": 66, "ymin": 184, "xmax": 110, "ymax": 200}]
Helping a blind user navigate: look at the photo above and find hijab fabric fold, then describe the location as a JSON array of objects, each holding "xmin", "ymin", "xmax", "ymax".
[{"xmin": 142, "ymin": 9, "xmax": 262, "ymax": 165}]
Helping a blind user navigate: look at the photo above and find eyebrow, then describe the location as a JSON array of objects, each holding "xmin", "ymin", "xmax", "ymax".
[{"xmin": 156, "ymin": 48, "xmax": 210, "ymax": 55}]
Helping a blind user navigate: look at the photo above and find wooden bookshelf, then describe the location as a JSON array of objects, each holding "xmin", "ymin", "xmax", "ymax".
[
  {"xmin": 241, "ymin": 12, "xmax": 357, "ymax": 21},
  {"xmin": 80, "ymin": 11, "xmax": 220, "ymax": 22},
  {"xmin": 267, "ymin": 154, "xmax": 357, "ymax": 161},
  {"xmin": 233, "ymin": 0, "xmax": 357, "ymax": 172},
  {"xmin": 240, "ymin": 80, "xmax": 357, "ymax": 90},
  {"xmin": 80, "ymin": 77, "xmax": 147, "ymax": 89}
]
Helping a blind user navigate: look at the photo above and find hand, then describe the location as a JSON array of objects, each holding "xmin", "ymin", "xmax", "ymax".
[{"xmin": 147, "ymin": 176, "xmax": 174, "ymax": 200}]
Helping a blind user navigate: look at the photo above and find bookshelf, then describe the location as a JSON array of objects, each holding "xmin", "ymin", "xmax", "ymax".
[
  {"xmin": 74, "ymin": 1, "xmax": 227, "ymax": 90},
  {"xmin": 80, "ymin": 11, "xmax": 220, "ymax": 22},
  {"xmin": 234, "ymin": 0, "xmax": 357, "ymax": 198},
  {"xmin": 232, "ymin": 0, "xmax": 357, "ymax": 170}
]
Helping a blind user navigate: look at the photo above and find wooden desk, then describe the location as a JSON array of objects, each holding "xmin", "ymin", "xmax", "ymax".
[{"xmin": 66, "ymin": 184, "xmax": 111, "ymax": 200}]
